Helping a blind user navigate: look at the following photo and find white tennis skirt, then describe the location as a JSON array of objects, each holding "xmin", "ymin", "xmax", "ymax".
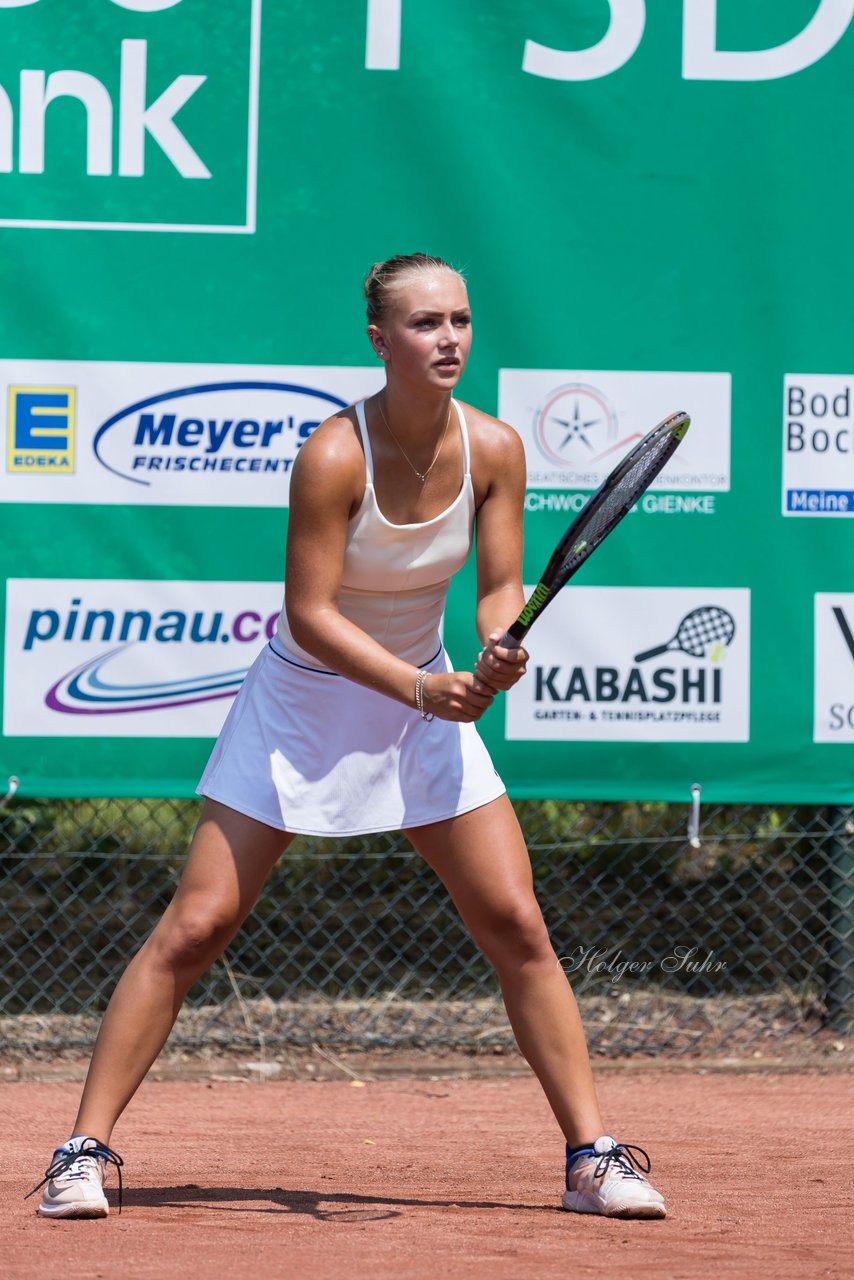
[{"xmin": 197, "ymin": 642, "xmax": 506, "ymax": 837}]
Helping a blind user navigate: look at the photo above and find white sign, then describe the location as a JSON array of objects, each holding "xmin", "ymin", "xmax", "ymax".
[
  {"xmin": 506, "ymin": 586, "xmax": 750, "ymax": 742},
  {"xmin": 783, "ymin": 375, "xmax": 854, "ymax": 516},
  {"xmin": 1, "ymin": 360, "xmax": 385, "ymax": 506},
  {"xmin": 4, "ymin": 578, "xmax": 283, "ymax": 737},
  {"xmin": 499, "ymin": 369, "xmax": 731, "ymax": 492},
  {"xmin": 814, "ymin": 593, "xmax": 854, "ymax": 742}
]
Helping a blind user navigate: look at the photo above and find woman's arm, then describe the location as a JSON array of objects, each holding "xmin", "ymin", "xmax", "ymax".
[
  {"xmin": 284, "ymin": 414, "xmax": 494, "ymax": 722},
  {"xmin": 468, "ymin": 412, "xmax": 530, "ymax": 691}
]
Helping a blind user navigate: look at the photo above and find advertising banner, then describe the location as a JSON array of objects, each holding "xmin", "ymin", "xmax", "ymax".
[
  {"xmin": 1, "ymin": 2, "xmax": 852, "ymax": 802},
  {"xmin": 504, "ymin": 588, "xmax": 750, "ymax": 745},
  {"xmin": 783, "ymin": 377, "xmax": 854, "ymax": 516},
  {"xmin": 2, "ymin": 361, "xmax": 384, "ymax": 506},
  {"xmin": 814, "ymin": 594, "xmax": 854, "ymax": 744},
  {"xmin": 4, "ymin": 578, "xmax": 283, "ymax": 737},
  {"xmin": 499, "ymin": 371, "xmax": 731, "ymax": 495}
]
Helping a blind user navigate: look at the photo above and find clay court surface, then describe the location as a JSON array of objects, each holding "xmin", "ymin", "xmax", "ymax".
[{"xmin": 3, "ymin": 1067, "xmax": 850, "ymax": 1280}]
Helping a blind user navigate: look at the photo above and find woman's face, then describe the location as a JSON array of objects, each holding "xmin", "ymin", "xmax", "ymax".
[{"xmin": 370, "ymin": 269, "xmax": 472, "ymax": 392}]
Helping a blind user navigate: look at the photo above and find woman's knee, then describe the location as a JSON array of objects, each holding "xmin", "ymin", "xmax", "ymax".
[
  {"xmin": 148, "ymin": 899, "xmax": 239, "ymax": 971},
  {"xmin": 474, "ymin": 896, "xmax": 555, "ymax": 971}
]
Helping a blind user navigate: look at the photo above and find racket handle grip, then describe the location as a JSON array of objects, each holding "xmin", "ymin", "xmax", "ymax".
[
  {"xmin": 498, "ymin": 621, "xmax": 528, "ymax": 649},
  {"xmin": 634, "ymin": 642, "xmax": 669, "ymax": 662}
]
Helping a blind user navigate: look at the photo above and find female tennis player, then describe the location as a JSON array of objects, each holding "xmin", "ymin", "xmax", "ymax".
[{"xmin": 29, "ymin": 254, "xmax": 665, "ymax": 1221}]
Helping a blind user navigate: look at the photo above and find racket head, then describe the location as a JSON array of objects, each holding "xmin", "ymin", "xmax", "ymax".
[
  {"xmin": 548, "ymin": 410, "xmax": 689, "ymax": 580},
  {"xmin": 505, "ymin": 411, "xmax": 690, "ymax": 644}
]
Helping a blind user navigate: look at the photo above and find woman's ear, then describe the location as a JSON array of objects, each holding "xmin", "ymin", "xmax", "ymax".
[{"xmin": 367, "ymin": 325, "xmax": 387, "ymax": 360}]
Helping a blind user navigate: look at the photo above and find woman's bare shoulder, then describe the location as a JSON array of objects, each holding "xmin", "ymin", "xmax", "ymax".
[
  {"xmin": 457, "ymin": 401, "xmax": 526, "ymax": 470},
  {"xmin": 291, "ymin": 407, "xmax": 365, "ymax": 490},
  {"xmin": 299, "ymin": 408, "xmax": 363, "ymax": 463}
]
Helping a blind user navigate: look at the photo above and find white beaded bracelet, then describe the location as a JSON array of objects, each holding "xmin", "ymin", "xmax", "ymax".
[{"xmin": 415, "ymin": 669, "xmax": 434, "ymax": 721}]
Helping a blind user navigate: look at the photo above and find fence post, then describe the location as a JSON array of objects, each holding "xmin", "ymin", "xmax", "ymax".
[{"xmin": 825, "ymin": 806, "xmax": 854, "ymax": 1033}]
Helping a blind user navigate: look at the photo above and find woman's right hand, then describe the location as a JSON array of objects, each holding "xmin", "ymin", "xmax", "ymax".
[{"xmin": 421, "ymin": 671, "xmax": 495, "ymax": 722}]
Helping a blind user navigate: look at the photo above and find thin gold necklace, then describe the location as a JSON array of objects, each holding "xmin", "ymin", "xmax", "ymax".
[{"xmin": 377, "ymin": 396, "xmax": 452, "ymax": 484}]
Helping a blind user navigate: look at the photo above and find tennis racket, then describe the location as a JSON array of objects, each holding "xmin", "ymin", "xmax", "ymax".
[{"xmin": 499, "ymin": 410, "xmax": 690, "ymax": 647}]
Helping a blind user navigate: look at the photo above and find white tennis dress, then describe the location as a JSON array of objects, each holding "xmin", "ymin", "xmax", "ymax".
[{"xmin": 197, "ymin": 399, "xmax": 506, "ymax": 836}]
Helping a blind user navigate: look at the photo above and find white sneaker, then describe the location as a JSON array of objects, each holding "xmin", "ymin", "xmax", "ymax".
[
  {"xmin": 562, "ymin": 1136, "xmax": 666, "ymax": 1219},
  {"xmin": 27, "ymin": 1136, "xmax": 124, "ymax": 1218}
]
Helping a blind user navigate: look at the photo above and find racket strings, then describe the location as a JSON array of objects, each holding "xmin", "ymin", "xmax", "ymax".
[
  {"xmin": 559, "ymin": 435, "xmax": 676, "ymax": 575},
  {"xmin": 509, "ymin": 410, "xmax": 690, "ymax": 644}
]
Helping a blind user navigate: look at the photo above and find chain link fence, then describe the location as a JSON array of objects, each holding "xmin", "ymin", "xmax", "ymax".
[{"xmin": 1, "ymin": 797, "xmax": 852, "ymax": 1060}]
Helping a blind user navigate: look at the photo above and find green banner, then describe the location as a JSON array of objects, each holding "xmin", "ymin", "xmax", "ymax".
[{"xmin": 2, "ymin": 2, "xmax": 853, "ymax": 802}]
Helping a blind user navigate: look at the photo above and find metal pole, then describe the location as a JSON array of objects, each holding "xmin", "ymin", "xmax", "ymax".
[{"xmin": 825, "ymin": 806, "xmax": 854, "ymax": 1033}]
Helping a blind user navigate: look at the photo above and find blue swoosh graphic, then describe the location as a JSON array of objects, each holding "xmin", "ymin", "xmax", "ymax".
[{"xmin": 46, "ymin": 645, "xmax": 251, "ymax": 716}]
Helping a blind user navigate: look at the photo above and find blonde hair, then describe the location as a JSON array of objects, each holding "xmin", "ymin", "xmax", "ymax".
[{"xmin": 364, "ymin": 253, "xmax": 466, "ymax": 325}]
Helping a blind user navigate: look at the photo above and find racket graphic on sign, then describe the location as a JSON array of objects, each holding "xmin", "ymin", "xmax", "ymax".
[{"xmin": 634, "ymin": 607, "xmax": 736, "ymax": 662}]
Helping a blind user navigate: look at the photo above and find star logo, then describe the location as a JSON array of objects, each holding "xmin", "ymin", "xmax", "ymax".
[
  {"xmin": 533, "ymin": 384, "xmax": 620, "ymax": 469},
  {"xmin": 552, "ymin": 401, "xmax": 601, "ymax": 452}
]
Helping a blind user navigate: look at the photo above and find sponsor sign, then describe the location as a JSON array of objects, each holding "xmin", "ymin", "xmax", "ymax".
[
  {"xmin": 4, "ymin": 578, "xmax": 283, "ymax": 737},
  {"xmin": 499, "ymin": 370, "xmax": 731, "ymax": 496},
  {"xmin": 0, "ymin": 360, "xmax": 384, "ymax": 506},
  {"xmin": 371, "ymin": 3, "xmax": 853, "ymax": 81},
  {"xmin": 6, "ymin": 385, "xmax": 75, "ymax": 474},
  {"xmin": 506, "ymin": 586, "xmax": 750, "ymax": 742},
  {"xmin": 814, "ymin": 594, "xmax": 854, "ymax": 743},
  {"xmin": 783, "ymin": 376, "xmax": 854, "ymax": 516},
  {"xmin": 0, "ymin": 0, "xmax": 261, "ymax": 233}
]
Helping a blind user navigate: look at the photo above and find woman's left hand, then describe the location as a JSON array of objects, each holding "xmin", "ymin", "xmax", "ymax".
[{"xmin": 474, "ymin": 630, "xmax": 529, "ymax": 693}]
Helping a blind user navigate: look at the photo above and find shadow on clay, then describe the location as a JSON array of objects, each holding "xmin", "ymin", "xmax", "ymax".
[{"xmin": 120, "ymin": 1185, "xmax": 555, "ymax": 1221}]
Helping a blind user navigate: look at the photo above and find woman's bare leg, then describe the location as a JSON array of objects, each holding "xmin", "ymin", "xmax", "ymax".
[
  {"xmin": 405, "ymin": 795, "xmax": 603, "ymax": 1147},
  {"xmin": 72, "ymin": 799, "xmax": 294, "ymax": 1144}
]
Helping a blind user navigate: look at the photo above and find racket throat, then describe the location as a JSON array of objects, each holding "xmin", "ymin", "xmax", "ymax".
[{"xmin": 504, "ymin": 580, "xmax": 555, "ymax": 644}]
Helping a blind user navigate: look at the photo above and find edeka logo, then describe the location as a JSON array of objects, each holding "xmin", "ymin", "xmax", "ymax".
[
  {"xmin": 0, "ymin": 359, "xmax": 385, "ymax": 507},
  {"xmin": 505, "ymin": 587, "xmax": 750, "ymax": 743},
  {"xmin": 0, "ymin": 0, "xmax": 261, "ymax": 232},
  {"xmin": 783, "ymin": 376, "xmax": 854, "ymax": 517},
  {"xmin": 6, "ymin": 384, "xmax": 75, "ymax": 473},
  {"xmin": 499, "ymin": 370, "xmax": 731, "ymax": 499},
  {"xmin": 814, "ymin": 594, "xmax": 854, "ymax": 743},
  {"xmin": 3, "ymin": 578, "xmax": 285, "ymax": 738}
]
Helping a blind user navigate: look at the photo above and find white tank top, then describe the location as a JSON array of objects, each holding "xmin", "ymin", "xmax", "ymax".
[{"xmin": 275, "ymin": 398, "xmax": 476, "ymax": 669}]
